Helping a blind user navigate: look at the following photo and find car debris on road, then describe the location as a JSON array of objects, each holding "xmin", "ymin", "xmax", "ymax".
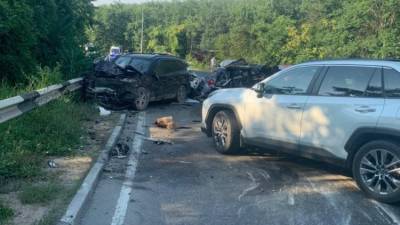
[
  {"xmin": 155, "ymin": 116, "xmax": 175, "ymax": 129},
  {"xmin": 212, "ymin": 59, "xmax": 279, "ymax": 89},
  {"xmin": 111, "ymin": 143, "xmax": 130, "ymax": 158},
  {"xmin": 145, "ymin": 137, "xmax": 174, "ymax": 145},
  {"xmin": 189, "ymin": 59, "xmax": 280, "ymax": 101},
  {"xmin": 98, "ymin": 106, "xmax": 111, "ymax": 116}
]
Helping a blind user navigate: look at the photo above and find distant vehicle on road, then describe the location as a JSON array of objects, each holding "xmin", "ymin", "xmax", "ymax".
[
  {"xmin": 87, "ymin": 54, "xmax": 190, "ymax": 110},
  {"xmin": 106, "ymin": 46, "xmax": 122, "ymax": 62},
  {"xmin": 202, "ymin": 59, "xmax": 400, "ymax": 203}
]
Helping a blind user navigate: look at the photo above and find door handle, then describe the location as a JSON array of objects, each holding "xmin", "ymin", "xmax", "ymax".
[
  {"xmin": 355, "ymin": 106, "xmax": 376, "ymax": 113},
  {"xmin": 286, "ymin": 104, "xmax": 302, "ymax": 110}
]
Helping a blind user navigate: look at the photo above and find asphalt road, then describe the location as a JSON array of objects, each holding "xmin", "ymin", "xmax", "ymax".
[{"xmin": 78, "ymin": 102, "xmax": 400, "ymax": 225}]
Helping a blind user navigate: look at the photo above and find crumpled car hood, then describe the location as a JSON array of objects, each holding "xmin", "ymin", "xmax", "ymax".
[{"xmin": 94, "ymin": 60, "xmax": 124, "ymax": 77}]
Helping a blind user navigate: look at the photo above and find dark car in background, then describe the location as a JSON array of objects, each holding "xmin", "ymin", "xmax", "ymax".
[
  {"xmin": 211, "ymin": 59, "xmax": 280, "ymax": 88},
  {"xmin": 86, "ymin": 54, "xmax": 190, "ymax": 110}
]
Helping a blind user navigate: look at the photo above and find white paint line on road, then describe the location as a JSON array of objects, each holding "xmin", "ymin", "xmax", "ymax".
[
  {"xmin": 59, "ymin": 114, "xmax": 126, "ymax": 225},
  {"xmin": 111, "ymin": 112, "xmax": 146, "ymax": 225},
  {"xmin": 372, "ymin": 200, "xmax": 400, "ymax": 225}
]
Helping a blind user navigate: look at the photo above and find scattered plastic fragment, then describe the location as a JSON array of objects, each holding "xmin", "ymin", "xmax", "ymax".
[
  {"xmin": 185, "ymin": 99, "xmax": 200, "ymax": 104},
  {"xmin": 145, "ymin": 137, "xmax": 174, "ymax": 145},
  {"xmin": 47, "ymin": 160, "xmax": 57, "ymax": 168},
  {"xmin": 99, "ymin": 106, "xmax": 111, "ymax": 116}
]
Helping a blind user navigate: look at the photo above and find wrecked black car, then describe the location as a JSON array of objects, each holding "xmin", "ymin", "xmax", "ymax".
[
  {"xmin": 86, "ymin": 54, "xmax": 190, "ymax": 110},
  {"xmin": 211, "ymin": 59, "xmax": 279, "ymax": 88}
]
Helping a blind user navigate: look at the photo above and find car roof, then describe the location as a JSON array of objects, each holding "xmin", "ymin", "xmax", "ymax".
[
  {"xmin": 298, "ymin": 59, "xmax": 400, "ymax": 71},
  {"xmin": 126, "ymin": 53, "xmax": 182, "ymax": 61}
]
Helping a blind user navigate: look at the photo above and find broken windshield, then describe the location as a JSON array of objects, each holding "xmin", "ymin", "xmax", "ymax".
[{"xmin": 115, "ymin": 56, "xmax": 131, "ymax": 69}]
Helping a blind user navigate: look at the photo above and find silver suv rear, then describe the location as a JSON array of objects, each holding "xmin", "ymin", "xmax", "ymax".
[{"xmin": 201, "ymin": 59, "xmax": 400, "ymax": 203}]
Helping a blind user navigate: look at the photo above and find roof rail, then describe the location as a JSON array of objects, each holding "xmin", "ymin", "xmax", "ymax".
[
  {"xmin": 303, "ymin": 57, "xmax": 400, "ymax": 63},
  {"xmin": 125, "ymin": 52, "xmax": 176, "ymax": 57}
]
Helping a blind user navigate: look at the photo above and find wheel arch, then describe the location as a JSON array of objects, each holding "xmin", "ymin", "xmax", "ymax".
[
  {"xmin": 345, "ymin": 127, "xmax": 400, "ymax": 169},
  {"xmin": 205, "ymin": 104, "xmax": 243, "ymax": 136}
]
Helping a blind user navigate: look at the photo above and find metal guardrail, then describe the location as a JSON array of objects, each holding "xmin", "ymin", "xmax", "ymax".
[{"xmin": 0, "ymin": 77, "xmax": 83, "ymax": 124}]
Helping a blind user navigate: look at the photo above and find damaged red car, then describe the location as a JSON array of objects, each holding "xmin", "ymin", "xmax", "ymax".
[{"xmin": 86, "ymin": 54, "xmax": 190, "ymax": 110}]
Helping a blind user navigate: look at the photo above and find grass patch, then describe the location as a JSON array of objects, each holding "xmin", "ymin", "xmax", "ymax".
[
  {"xmin": 0, "ymin": 95, "xmax": 96, "ymax": 179},
  {"xmin": 19, "ymin": 183, "xmax": 63, "ymax": 205},
  {"xmin": 0, "ymin": 66, "xmax": 63, "ymax": 100},
  {"xmin": 33, "ymin": 209, "xmax": 60, "ymax": 225},
  {"xmin": 186, "ymin": 55, "xmax": 211, "ymax": 71},
  {"xmin": 0, "ymin": 66, "xmax": 96, "ymax": 224},
  {"xmin": 0, "ymin": 201, "xmax": 14, "ymax": 225}
]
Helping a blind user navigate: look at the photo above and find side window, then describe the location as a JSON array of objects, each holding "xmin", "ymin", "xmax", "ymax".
[
  {"xmin": 154, "ymin": 60, "xmax": 181, "ymax": 76},
  {"xmin": 154, "ymin": 60, "xmax": 170, "ymax": 76},
  {"xmin": 264, "ymin": 66, "xmax": 319, "ymax": 95},
  {"xmin": 128, "ymin": 58, "xmax": 151, "ymax": 74},
  {"xmin": 175, "ymin": 60, "xmax": 187, "ymax": 72},
  {"xmin": 168, "ymin": 60, "xmax": 187, "ymax": 73},
  {"xmin": 365, "ymin": 69, "xmax": 382, "ymax": 97},
  {"xmin": 384, "ymin": 68, "xmax": 400, "ymax": 98},
  {"xmin": 318, "ymin": 66, "xmax": 376, "ymax": 97}
]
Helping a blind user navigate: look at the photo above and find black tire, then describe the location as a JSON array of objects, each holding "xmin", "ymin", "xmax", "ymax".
[
  {"xmin": 352, "ymin": 140, "xmax": 400, "ymax": 203},
  {"xmin": 176, "ymin": 85, "xmax": 187, "ymax": 104},
  {"xmin": 211, "ymin": 110, "xmax": 240, "ymax": 154},
  {"xmin": 134, "ymin": 87, "xmax": 150, "ymax": 111}
]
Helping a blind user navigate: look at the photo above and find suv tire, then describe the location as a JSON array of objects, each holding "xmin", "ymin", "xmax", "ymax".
[
  {"xmin": 352, "ymin": 140, "xmax": 400, "ymax": 203},
  {"xmin": 134, "ymin": 87, "xmax": 150, "ymax": 111},
  {"xmin": 211, "ymin": 110, "xmax": 240, "ymax": 154}
]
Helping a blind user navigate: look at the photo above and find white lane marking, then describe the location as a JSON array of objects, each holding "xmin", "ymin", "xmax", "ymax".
[
  {"xmin": 372, "ymin": 200, "xmax": 400, "ymax": 225},
  {"xmin": 111, "ymin": 112, "xmax": 146, "ymax": 225}
]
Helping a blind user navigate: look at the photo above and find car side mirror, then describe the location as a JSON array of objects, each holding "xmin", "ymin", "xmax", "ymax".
[{"xmin": 256, "ymin": 83, "xmax": 265, "ymax": 98}]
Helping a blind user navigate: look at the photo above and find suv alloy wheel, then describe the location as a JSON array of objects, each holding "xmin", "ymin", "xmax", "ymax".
[
  {"xmin": 353, "ymin": 140, "xmax": 400, "ymax": 203},
  {"xmin": 211, "ymin": 110, "xmax": 240, "ymax": 154},
  {"xmin": 134, "ymin": 87, "xmax": 150, "ymax": 111}
]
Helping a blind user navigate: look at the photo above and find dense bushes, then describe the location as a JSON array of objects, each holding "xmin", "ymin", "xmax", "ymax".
[
  {"xmin": 92, "ymin": 0, "xmax": 400, "ymax": 65},
  {"xmin": 0, "ymin": 0, "xmax": 93, "ymax": 84}
]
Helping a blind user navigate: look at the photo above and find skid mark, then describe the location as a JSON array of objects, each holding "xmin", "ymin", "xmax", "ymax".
[{"xmin": 238, "ymin": 172, "xmax": 259, "ymax": 201}]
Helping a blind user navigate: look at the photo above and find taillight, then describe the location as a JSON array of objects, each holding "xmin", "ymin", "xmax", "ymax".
[{"xmin": 207, "ymin": 79, "xmax": 215, "ymax": 87}]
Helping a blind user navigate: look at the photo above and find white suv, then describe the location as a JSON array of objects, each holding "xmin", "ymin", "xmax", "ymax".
[{"xmin": 201, "ymin": 60, "xmax": 400, "ymax": 203}]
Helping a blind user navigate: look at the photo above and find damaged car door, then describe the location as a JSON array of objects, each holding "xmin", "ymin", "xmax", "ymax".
[{"xmin": 152, "ymin": 58, "xmax": 188, "ymax": 100}]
